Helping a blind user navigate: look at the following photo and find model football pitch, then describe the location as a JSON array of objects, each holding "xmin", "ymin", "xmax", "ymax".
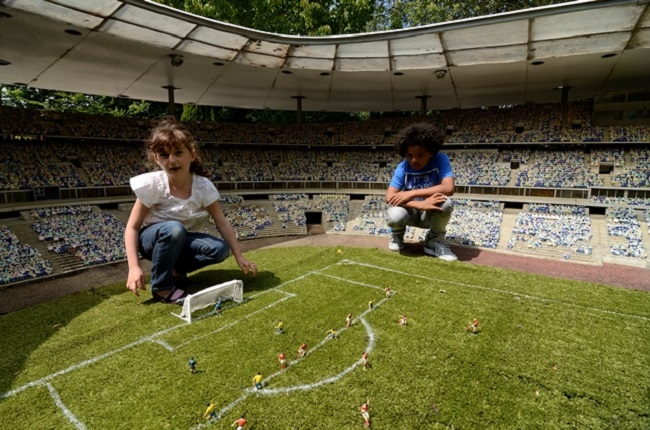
[{"xmin": 1, "ymin": 246, "xmax": 649, "ymax": 429}]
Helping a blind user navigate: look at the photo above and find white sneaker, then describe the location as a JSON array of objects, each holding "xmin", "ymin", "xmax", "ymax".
[
  {"xmin": 424, "ymin": 240, "xmax": 457, "ymax": 261},
  {"xmin": 388, "ymin": 233, "xmax": 404, "ymax": 251}
]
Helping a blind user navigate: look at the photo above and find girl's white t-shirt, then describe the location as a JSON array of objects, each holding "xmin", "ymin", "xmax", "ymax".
[{"xmin": 130, "ymin": 171, "xmax": 220, "ymax": 232}]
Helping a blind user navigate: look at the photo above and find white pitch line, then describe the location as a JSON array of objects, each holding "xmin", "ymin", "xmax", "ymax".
[
  {"xmin": 342, "ymin": 259, "xmax": 650, "ymax": 322},
  {"xmin": 0, "ymin": 323, "xmax": 184, "ymax": 399},
  {"xmin": 3, "ymin": 259, "xmax": 386, "ymax": 430},
  {"xmin": 258, "ymin": 317, "xmax": 376, "ymax": 395},
  {"xmin": 152, "ymin": 339, "xmax": 174, "ymax": 351},
  {"xmin": 46, "ymin": 383, "xmax": 88, "ymax": 430},
  {"xmin": 190, "ymin": 286, "xmax": 391, "ymax": 429},
  {"xmin": 174, "ymin": 293, "xmax": 295, "ymax": 350},
  {"xmin": 1, "ymin": 264, "xmax": 337, "ymax": 401},
  {"xmin": 245, "ymin": 261, "xmax": 344, "ymax": 301},
  {"xmin": 190, "ymin": 315, "xmax": 379, "ymax": 430},
  {"xmin": 314, "ymin": 272, "xmax": 390, "ymax": 291}
]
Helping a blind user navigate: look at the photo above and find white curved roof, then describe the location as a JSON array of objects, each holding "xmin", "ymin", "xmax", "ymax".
[{"xmin": 1, "ymin": 0, "xmax": 649, "ymax": 112}]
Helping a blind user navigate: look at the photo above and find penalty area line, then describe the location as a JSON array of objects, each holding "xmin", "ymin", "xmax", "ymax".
[
  {"xmin": 174, "ymin": 293, "xmax": 295, "ymax": 350},
  {"xmin": 46, "ymin": 383, "xmax": 87, "ymax": 430},
  {"xmin": 341, "ymin": 259, "xmax": 650, "ymax": 322},
  {"xmin": 257, "ymin": 317, "xmax": 376, "ymax": 395},
  {"xmin": 191, "ymin": 311, "xmax": 382, "ymax": 430}
]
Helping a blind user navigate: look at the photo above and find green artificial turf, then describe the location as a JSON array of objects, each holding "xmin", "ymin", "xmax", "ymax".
[{"xmin": 1, "ymin": 246, "xmax": 649, "ymax": 429}]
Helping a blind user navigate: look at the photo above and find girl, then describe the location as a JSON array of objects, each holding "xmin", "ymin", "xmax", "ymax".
[{"xmin": 125, "ymin": 118, "xmax": 256, "ymax": 304}]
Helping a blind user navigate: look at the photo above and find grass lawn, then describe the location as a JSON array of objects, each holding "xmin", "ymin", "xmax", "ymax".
[{"xmin": 1, "ymin": 245, "xmax": 649, "ymax": 429}]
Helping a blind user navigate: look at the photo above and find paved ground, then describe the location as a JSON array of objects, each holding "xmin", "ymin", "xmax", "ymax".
[{"xmin": 1, "ymin": 233, "xmax": 648, "ymax": 315}]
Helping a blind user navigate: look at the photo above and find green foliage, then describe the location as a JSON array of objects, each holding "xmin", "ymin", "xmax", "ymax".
[
  {"xmin": 370, "ymin": 0, "xmax": 570, "ymax": 30},
  {"xmin": 154, "ymin": 0, "xmax": 375, "ymax": 35},
  {"xmin": 0, "ymin": 85, "xmax": 163, "ymax": 118},
  {"xmin": 1, "ymin": 246, "xmax": 649, "ymax": 429}
]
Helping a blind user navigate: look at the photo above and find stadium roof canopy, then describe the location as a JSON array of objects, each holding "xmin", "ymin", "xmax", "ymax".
[{"xmin": 1, "ymin": 0, "xmax": 649, "ymax": 112}]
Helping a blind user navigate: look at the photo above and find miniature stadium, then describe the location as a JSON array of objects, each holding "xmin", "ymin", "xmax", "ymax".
[
  {"xmin": 1, "ymin": 1, "xmax": 650, "ymax": 428},
  {"xmin": 1, "ymin": 245, "xmax": 649, "ymax": 429}
]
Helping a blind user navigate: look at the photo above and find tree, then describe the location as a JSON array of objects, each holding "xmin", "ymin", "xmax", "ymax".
[
  {"xmin": 369, "ymin": 0, "xmax": 569, "ymax": 30},
  {"xmin": 0, "ymin": 84, "xmax": 164, "ymax": 118},
  {"xmin": 153, "ymin": 0, "xmax": 376, "ymax": 36}
]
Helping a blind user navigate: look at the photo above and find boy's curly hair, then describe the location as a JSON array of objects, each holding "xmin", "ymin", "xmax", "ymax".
[
  {"xmin": 146, "ymin": 117, "xmax": 210, "ymax": 178},
  {"xmin": 393, "ymin": 122, "xmax": 444, "ymax": 157}
]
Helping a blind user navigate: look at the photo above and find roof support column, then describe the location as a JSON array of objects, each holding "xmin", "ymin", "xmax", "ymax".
[
  {"xmin": 415, "ymin": 95, "xmax": 431, "ymax": 115},
  {"xmin": 291, "ymin": 95, "xmax": 306, "ymax": 124},
  {"xmin": 558, "ymin": 86, "xmax": 573, "ymax": 130},
  {"xmin": 162, "ymin": 85, "xmax": 179, "ymax": 118}
]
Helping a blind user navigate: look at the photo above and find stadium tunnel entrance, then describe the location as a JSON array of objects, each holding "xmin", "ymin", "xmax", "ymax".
[{"xmin": 306, "ymin": 211, "xmax": 324, "ymax": 235}]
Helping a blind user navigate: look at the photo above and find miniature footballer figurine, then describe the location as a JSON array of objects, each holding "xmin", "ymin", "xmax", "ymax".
[
  {"xmin": 399, "ymin": 314, "xmax": 408, "ymax": 326},
  {"xmin": 276, "ymin": 319, "xmax": 284, "ymax": 335},
  {"xmin": 253, "ymin": 371, "xmax": 263, "ymax": 390},
  {"xmin": 278, "ymin": 351, "xmax": 287, "ymax": 370},
  {"xmin": 362, "ymin": 351, "xmax": 370, "ymax": 370},
  {"xmin": 466, "ymin": 318, "xmax": 480, "ymax": 334},
  {"xmin": 203, "ymin": 402, "xmax": 218, "ymax": 421},
  {"xmin": 326, "ymin": 328, "xmax": 338, "ymax": 339},
  {"xmin": 368, "ymin": 299, "xmax": 374, "ymax": 311},
  {"xmin": 360, "ymin": 401, "xmax": 371, "ymax": 428},
  {"xmin": 346, "ymin": 313, "xmax": 353, "ymax": 329},
  {"xmin": 232, "ymin": 414, "xmax": 247, "ymax": 429},
  {"xmin": 214, "ymin": 296, "xmax": 222, "ymax": 316},
  {"xmin": 189, "ymin": 357, "xmax": 197, "ymax": 374},
  {"xmin": 297, "ymin": 342, "xmax": 308, "ymax": 358}
]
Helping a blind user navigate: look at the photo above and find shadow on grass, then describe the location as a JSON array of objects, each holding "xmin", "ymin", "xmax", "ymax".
[
  {"xmin": 188, "ymin": 269, "xmax": 281, "ymax": 294},
  {"xmin": 0, "ymin": 268, "xmax": 282, "ymax": 397},
  {"xmin": 138, "ymin": 269, "xmax": 282, "ymax": 306},
  {"xmin": 0, "ymin": 283, "xmax": 126, "ymax": 396},
  {"xmin": 398, "ymin": 242, "xmax": 481, "ymax": 262}
]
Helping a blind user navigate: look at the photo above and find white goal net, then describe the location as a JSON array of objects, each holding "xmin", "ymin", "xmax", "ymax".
[{"xmin": 172, "ymin": 279, "xmax": 243, "ymax": 323}]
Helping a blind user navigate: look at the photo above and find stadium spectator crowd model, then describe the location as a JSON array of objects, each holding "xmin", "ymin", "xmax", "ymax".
[
  {"xmin": 0, "ymin": 99, "xmax": 649, "ymax": 286},
  {"xmin": 1, "ymin": 197, "xmax": 648, "ymax": 286}
]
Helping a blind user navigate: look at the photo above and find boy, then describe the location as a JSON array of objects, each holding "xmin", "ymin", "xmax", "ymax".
[{"xmin": 386, "ymin": 122, "xmax": 457, "ymax": 261}]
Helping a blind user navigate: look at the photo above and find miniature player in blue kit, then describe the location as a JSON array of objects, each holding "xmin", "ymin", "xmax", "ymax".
[{"xmin": 214, "ymin": 296, "xmax": 222, "ymax": 316}]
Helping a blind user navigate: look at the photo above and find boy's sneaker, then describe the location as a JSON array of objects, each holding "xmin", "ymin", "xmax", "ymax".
[
  {"xmin": 388, "ymin": 233, "xmax": 404, "ymax": 251},
  {"xmin": 424, "ymin": 240, "xmax": 458, "ymax": 261}
]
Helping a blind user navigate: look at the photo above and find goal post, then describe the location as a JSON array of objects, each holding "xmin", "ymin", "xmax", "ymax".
[{"xmin": 172, "ymin": 279, "xmax": 243, "ymax": 323}]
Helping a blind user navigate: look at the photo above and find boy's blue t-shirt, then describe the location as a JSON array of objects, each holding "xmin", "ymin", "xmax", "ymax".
[{"xmin": 389, "ymin": 152, "xmax": 453, "ymax": 192}]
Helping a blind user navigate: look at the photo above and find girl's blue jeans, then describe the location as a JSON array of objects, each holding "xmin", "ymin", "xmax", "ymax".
[{"xmin": 138, "ymin": 221, "xmax": 231, "ymax": 292}]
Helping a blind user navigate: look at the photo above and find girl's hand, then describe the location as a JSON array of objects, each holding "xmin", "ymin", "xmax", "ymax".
[
  {"xmin": 126, "ymin": 267, "xmax": 147, "ymax": 296},
  {"xmin": 236, "ymin": 256, "xmax": 257, "ymax": 276}
]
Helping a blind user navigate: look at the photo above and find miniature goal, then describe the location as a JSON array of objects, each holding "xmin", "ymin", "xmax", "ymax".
[{"xmin": 172, "ymin": 279, "xmax": 243, "ymax": 323}]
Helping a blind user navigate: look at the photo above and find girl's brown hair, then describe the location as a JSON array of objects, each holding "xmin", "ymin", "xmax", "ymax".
[{"xmin": 146, "ymin": 117, "xmax": 210, "ymax": 178}]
